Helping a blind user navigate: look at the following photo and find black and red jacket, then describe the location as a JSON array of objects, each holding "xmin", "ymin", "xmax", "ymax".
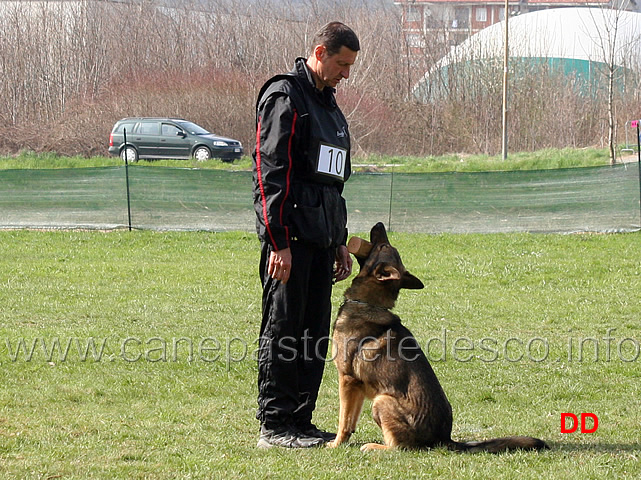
[{"xmin": 253, "ymin": 58, "xmax": 351, "ymax": 250}]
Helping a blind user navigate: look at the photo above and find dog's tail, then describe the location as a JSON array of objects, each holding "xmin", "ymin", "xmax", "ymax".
[{"xmin": 447, "ymin": 436, "xmax": 549, "ymax": 453}]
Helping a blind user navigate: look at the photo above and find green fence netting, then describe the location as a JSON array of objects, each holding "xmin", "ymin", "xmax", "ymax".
[{"xmin": 1, "ymin": 164, "xmax": 639, "ymax": 233}]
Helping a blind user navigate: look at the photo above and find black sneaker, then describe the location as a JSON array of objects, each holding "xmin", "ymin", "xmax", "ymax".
[
  {"xmin": 257, "ymin": 425, "xmax": 325, "ymax": 449},
  {"xmin": 298, "ymin": 424, "xmax": 337, "ymax": 442}
]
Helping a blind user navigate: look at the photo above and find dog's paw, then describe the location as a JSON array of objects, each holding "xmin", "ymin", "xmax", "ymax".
[
  {"xmin": 326, "ymin": 440, "xmax": 340, "ymax": 448},
  {"xmin": 360, "ymin": 442, "xmax": 389, "ymax": 452}
]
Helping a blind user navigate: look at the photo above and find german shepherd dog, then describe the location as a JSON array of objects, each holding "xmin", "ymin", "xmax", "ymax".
[{"xmin": 327, "ymin": 223, "xmax": 548, "ymax": 452}]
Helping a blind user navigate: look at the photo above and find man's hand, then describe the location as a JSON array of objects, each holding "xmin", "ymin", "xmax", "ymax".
[
  {"xmin": 333, "ymin": 245, "xmax": 353, "ymax": 283},
  {"xmin": 268, "ymin": 248, "xmax": 292, "ymax": 284}
]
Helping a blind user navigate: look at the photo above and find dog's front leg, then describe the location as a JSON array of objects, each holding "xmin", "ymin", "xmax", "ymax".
[{"xmin": 327, "ymin": 374, "xmax": 365, "ymax": 448}]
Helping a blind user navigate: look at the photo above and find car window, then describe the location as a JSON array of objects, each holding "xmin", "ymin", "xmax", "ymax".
[
  {"xmin": 175, "ymin": 121, "xmax": 209, "ymax": 135},
  {"xmin": 137, "ymin": 122, "xmax": 160, "ymax": 135},
  {"xmin": 114, "ymin": 122, "xmax": 136, "ymax": 134},
  {"xmin": 162, "ymin": 123, "xmax": 182, "ymax": 136}
]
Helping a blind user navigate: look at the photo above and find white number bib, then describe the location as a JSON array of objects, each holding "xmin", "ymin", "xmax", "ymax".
[{"xmin": 316, "ymin": 143, "xmax": 347, "ymax": 181}]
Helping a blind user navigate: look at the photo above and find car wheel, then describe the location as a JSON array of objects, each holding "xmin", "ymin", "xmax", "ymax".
[
  {"xmin": 193, "ymin": 146, "xmax": 211, "ymax": 162},
  {"xmin": 121, "ymin": 146, "xmax": 138, "ymax": 163}
]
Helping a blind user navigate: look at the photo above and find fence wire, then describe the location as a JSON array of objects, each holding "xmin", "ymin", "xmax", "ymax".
[{"xmin": 1, "ymin": 165, "xmax": 639, "ymax": 234}]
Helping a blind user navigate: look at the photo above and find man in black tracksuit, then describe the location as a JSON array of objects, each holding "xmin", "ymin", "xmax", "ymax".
[{"xmin": 252, "ymin": 22, "xmax": 360, "ymax": 448}]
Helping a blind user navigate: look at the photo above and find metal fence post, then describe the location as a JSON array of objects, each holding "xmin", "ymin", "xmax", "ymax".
[
  {"xmin": 387, "ymin": 166, "xmax": 394, "ymax": 231},
  {"xmin": 123, "ymin": 128, "xmax": 133, "ymax": 231},
  {"xmin": 635, "ymin": 120, "xmax": 641, "ymax": 230}
]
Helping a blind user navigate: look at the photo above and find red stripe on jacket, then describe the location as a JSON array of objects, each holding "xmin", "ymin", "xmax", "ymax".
[
  {"xmin": 279, "ymin": 111, "xmax": 297, "ymax": 243},
  {"xmin": 255, "ymin": 110, "xmax": 297, "ymax": 250}
]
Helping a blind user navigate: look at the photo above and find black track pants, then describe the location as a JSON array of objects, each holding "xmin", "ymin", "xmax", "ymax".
[{"xmin": 256, "ymin": 241, "xmax": 334, "ymax": 428}]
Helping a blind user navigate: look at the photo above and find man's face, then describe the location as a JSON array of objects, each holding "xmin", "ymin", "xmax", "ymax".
[{"xmin": 314, "ymin": 45, "xmax": 358, "ymax": 90}]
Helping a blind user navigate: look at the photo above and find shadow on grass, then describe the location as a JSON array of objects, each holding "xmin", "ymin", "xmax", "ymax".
[
  {"xmin": 332, "ymin": 440, "xmax": 641, "ymax": 454},
  {"xmin": 553, "ymin": 442, "xmax": 641, "ymax": 453}
]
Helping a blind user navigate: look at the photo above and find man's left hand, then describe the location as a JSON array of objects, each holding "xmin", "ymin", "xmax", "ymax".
[{"xmin": 333, "ymin": 245, "xmax": 353, "ymax": 282}]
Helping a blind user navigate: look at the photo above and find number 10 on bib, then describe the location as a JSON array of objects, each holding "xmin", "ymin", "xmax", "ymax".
[{"xmin": 317, "ymin": 143, "xmax": 347, "ymax": 181}]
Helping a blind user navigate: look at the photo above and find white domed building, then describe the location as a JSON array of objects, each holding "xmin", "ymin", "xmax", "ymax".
[{"xmin": 413, "ymin": 8, "xmax": 641, "ymax": 101}]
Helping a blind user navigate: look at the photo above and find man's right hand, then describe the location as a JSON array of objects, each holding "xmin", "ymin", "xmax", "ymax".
[{"xmin": 268, "ymin": 248, "xmax": 292, "ymax": 284}]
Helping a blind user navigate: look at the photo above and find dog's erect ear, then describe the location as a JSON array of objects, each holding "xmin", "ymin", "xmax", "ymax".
[
  {"xmin": 369, "ymin": 222, "xmax": 389, "ymax": 246},
  {"xmin": 401, "ymin": 271, "xmax": 424, "ymax": 290},
  {"xmin": 374, "ymin": 264, "xmax": 424, "ymax": 289},
  {"xmin": 374, "ymin": 263, "xmax": 401, "ymax": 282}
]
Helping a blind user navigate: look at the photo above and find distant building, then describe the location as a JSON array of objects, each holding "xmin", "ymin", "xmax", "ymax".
[
  {"xmin": 395, "ymin": 0, "xmax": 635, "ymax": 56},
  {"xmin": 412, "ymin": 7, "xmax": 641, "ymax": 101}
]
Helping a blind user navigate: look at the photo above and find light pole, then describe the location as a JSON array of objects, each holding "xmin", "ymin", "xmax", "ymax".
[{"xmin": 501, "ymin": 0, "xmax": 509, "ymax": 160}]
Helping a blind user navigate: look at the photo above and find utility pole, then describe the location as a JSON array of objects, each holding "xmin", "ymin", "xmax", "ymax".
[{"xmin": 501, "ymin": 0, "xmax": 509, "ymax": 160}]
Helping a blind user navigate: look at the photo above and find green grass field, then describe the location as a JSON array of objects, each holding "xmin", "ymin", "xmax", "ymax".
[
  {"xmin": 0, "ymin": 147, "xmax": 616, "ymax": 173},
  {"xmin": 1, "ymin": 230, "xmax": 640, "ymax": 479}
]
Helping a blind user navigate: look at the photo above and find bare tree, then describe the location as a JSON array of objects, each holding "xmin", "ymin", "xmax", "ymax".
[
  {"xmin": 0, "ymin": 0, "xmax": 639, "ymax": 158},
  {"xmin": 587, "ymin": 3, "xmax": 639, "ymax": 164}
]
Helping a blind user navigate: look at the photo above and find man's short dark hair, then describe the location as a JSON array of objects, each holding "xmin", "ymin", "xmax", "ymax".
[{"xmin": 313, "ymin": 22, "xmax": 360, "ymax": 56}]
